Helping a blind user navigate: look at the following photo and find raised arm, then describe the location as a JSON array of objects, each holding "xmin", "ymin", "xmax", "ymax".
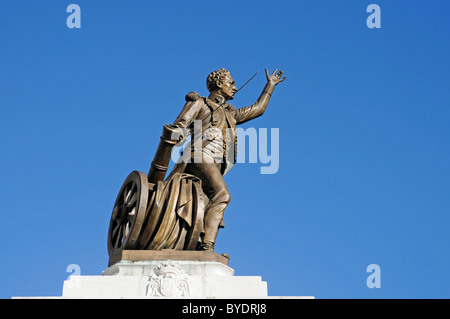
[{"xmin": 235, "ymin": 69, "xmax": 286, "ymax": 124}]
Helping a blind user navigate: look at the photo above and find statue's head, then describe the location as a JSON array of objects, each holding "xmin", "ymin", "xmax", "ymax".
[{"xmin": 206, "ymin": 68, "xmax": 237, "ymax": 100}]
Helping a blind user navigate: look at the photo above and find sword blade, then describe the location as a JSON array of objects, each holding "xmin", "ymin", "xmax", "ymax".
[{"xmin": 236, "ymin": 71, "xmax": 258, "ymax": 93}]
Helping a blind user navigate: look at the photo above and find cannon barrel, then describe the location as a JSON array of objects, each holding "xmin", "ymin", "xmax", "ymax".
[{"xmin": 147, "ymin": 124, "xmax": 182, "ymax": 184}]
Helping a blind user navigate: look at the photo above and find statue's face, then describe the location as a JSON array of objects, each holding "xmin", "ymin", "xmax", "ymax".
[{"xmin": 219, "ymin": 74, "xmax": 237, "ymax": 100}]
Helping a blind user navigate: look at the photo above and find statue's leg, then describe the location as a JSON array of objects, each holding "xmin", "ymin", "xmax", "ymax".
[{"xmin": 185, "ymin": 160, "xmax": 230, "ymax": 251}]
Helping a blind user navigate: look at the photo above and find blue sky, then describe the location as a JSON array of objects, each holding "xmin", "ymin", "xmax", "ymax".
[{"xmin": 1, "ymin": 0, "xmax": 449, "ymax": 298}]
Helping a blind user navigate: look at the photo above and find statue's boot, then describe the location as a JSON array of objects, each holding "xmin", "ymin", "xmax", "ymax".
[{"xmin": 200, "ymin": 191, "xmax": 230, "ymax": 251}]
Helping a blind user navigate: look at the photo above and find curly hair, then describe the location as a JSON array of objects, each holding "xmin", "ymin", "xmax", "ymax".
[{"xmin": 206, "ymin": 68, "xmax": 231, "ymax": 92}]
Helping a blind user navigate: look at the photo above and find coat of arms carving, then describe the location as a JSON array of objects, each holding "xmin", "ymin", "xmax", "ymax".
[{"xmin": 146, "ymin": 261, "xmax": 190, "ymax": 297}]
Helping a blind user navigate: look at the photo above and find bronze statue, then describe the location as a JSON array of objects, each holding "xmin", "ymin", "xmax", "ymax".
[{"xmin": 107, "ymin": 68, "xmax": 286, "ymax": 257}]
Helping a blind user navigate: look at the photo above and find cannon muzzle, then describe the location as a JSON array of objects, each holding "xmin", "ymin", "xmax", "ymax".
[{"xmin": 147, "ymin": 124, "xmax": 183, "ymax": 184}]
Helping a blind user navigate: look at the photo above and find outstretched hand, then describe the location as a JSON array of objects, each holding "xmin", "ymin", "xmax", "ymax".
[{"xmin": 265, "ymin": 69, "xmax": 286, "ymax": 86}]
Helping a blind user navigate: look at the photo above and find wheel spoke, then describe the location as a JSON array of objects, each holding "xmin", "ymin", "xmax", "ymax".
[
  {"xmin": 123, "ymin": 184, "xmax": 130, "ymax": 202},
  {"xmin": 124, "ymin": 182, "xmax": 135, "ymax": 201},
  {"xmin": 112, "ymin": 222, "xmax": 121, "ymax": 236},
  {"xmin": 112, "ymin": 205, "xmax": 119, "ymax": 220},
  {"xmin": 114, "ymin": 226, "xmax": 123, "ymax": 249},
  {"xmin": 127, "ymin": 192, "xmax": 137, "ymax": 206},
  {"xmin": 124, "ymin": 222, "xmax": 130, "ymax": 238}
]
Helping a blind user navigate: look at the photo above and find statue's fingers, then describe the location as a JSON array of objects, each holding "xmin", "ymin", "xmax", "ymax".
[
  {"xmin": 272, "ymin": 69, "xmax": 278, "ymax": 76},
  {"xmin": 265, "ymin": 69, "xmax": 270, "ymax": 78},
  {"xmin": 280, "ymin": 76, "xmax": 287, "ymax": 82},
  {"xmin": 277, "ymin": 70, "xmax": 284, "ymax": 78}
]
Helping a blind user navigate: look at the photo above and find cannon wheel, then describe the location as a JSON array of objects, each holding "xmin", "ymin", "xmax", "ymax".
[{"xmin": 107, "ymin": 171, "xmax": 149, "ymax": 256}]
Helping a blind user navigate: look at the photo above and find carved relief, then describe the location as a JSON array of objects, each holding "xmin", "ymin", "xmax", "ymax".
[{"xmin": 146, "ymin": 261, "xmax": 190, "ymax": 297}]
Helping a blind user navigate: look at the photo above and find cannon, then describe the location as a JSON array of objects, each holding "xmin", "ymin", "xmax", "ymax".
[{"xmin": 107, "ymin": 124, "xmax": 206, "ymax": 257}]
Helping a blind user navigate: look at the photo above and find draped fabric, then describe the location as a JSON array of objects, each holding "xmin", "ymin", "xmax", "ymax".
[{"xmin": 135, "ymin": 172, "xmax": 206, "ymax": 250}]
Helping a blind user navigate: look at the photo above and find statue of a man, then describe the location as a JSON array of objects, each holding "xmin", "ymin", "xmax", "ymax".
[{"xmin": 169, "ymin": 68, "xmax": 286, "ymax": 251}]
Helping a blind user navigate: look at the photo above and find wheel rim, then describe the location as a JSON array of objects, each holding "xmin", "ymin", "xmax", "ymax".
[{"xmin": 107, "ymin": 171, "xmax": 148, "ymax": 256}]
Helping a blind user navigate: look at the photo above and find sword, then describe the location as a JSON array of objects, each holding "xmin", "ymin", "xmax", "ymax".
[{"xmin": 235, "ymin": 71, "xmax": 258, "ymax": 94}]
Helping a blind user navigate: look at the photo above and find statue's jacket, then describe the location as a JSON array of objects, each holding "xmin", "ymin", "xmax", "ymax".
[{"xmin": 171, "ymin": 92, "xmax": 267, "ymax": 176}]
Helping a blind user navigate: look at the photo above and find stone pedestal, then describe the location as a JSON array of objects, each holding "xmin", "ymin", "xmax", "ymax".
[
  {"xmin": 14, "ymin": 250, "xmax": 314, "ymax": 299},
  {"xmin": 62, "ymin": 250, "xmax": 268, "ymax": 299}
]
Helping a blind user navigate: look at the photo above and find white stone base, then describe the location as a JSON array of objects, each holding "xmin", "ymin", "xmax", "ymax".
[
  {"xmin": 13, "ymin": 251, "xmax": 314, "ymax": 299},
  {"xmin": 62, "ymin": 260, "xmax": 269, "ymax": 299}
]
